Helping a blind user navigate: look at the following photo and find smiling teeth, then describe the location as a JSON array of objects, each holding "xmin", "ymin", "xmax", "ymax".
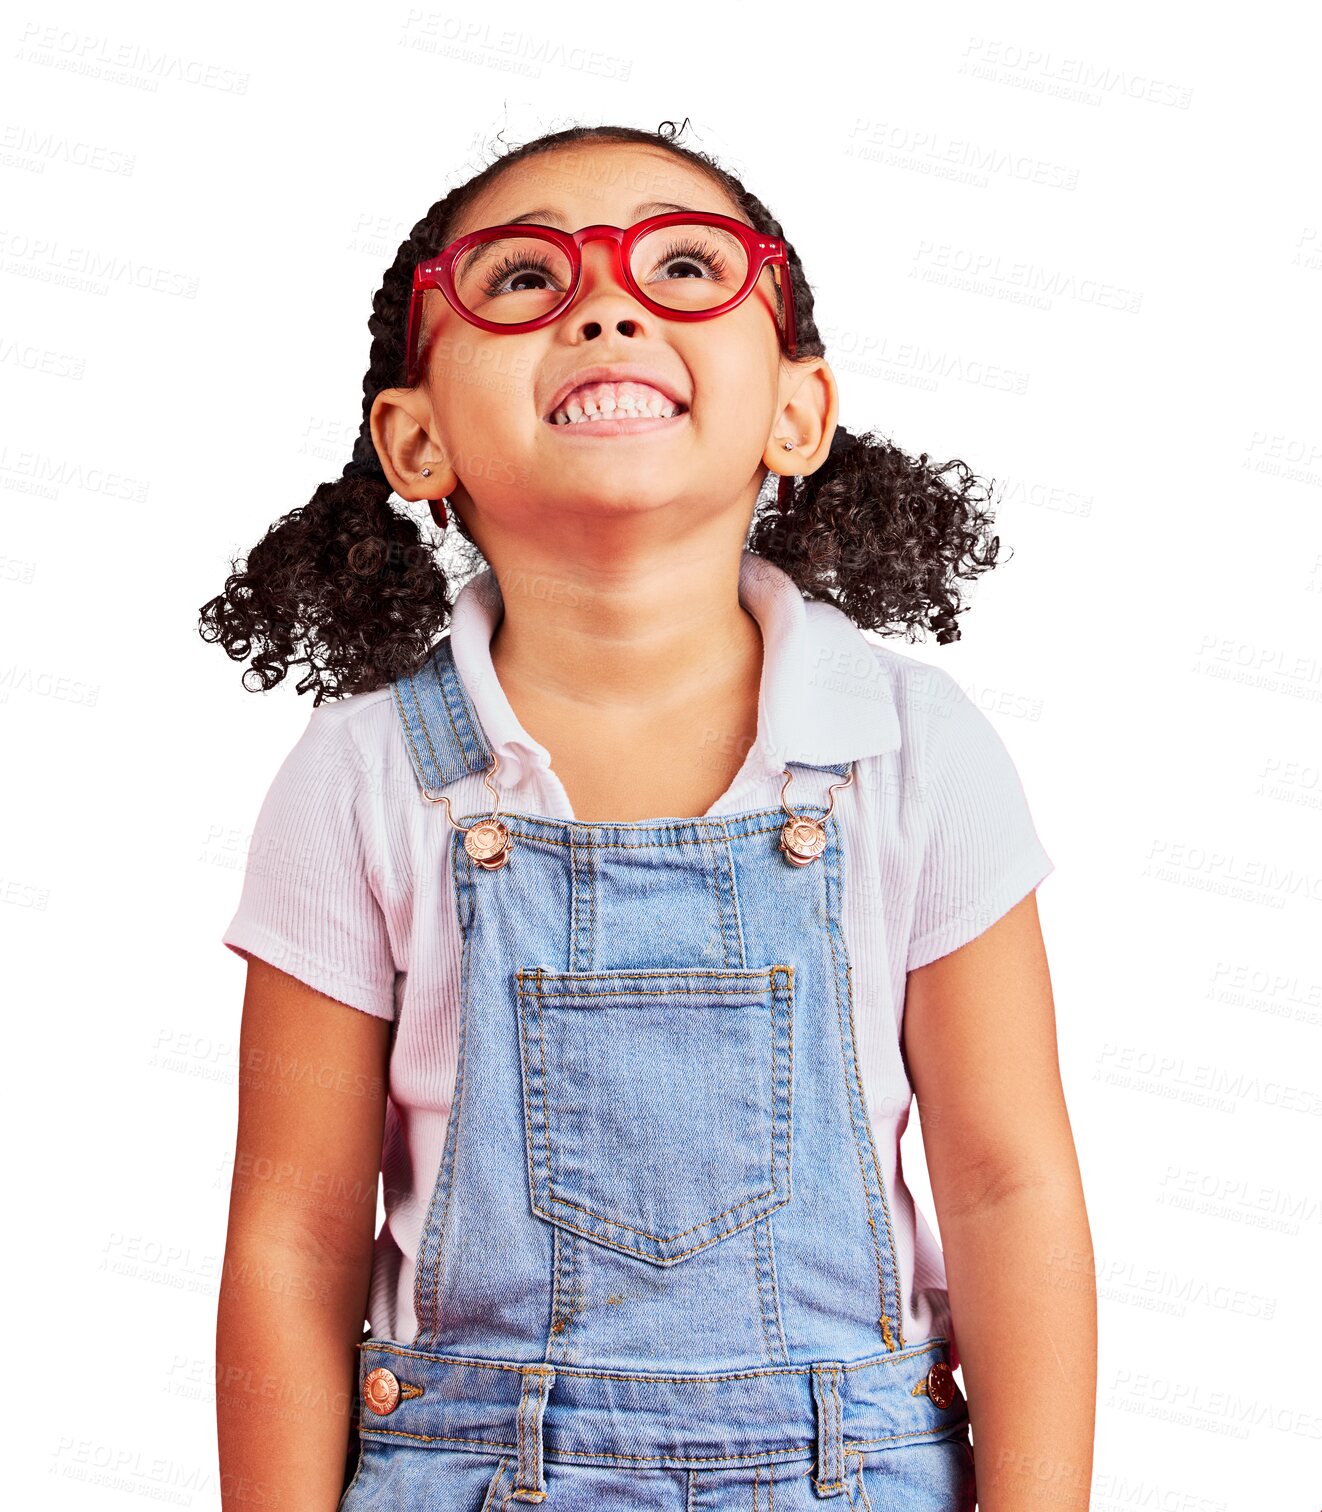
[
  {"xmin": 552, "ymin": 398, "xmax": 680, "ymax": 425},
  {"xmin": 548, "ymin": 380, "xmax": 684, "ymax": 425}
]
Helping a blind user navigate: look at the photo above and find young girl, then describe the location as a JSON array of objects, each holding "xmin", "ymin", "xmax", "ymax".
[{"xmin": 205, "ymin": 122, "xmax": 1095, "ymax": 1512}]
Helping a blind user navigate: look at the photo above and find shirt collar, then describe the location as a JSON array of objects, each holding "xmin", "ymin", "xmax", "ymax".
[{"xmin": 448, "ymin": 549, "xmax": 901, "ymax": 784}]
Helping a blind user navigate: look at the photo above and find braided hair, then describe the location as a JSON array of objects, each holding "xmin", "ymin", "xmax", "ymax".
[{"xmin": 199, "ymin": 120, "xmax": 1004, "ymax": 703}]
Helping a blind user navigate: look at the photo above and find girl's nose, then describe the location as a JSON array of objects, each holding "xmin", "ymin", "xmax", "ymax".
[{"xmin": 564, "ymin": 238, "xmax": 647, "ymax": 333}]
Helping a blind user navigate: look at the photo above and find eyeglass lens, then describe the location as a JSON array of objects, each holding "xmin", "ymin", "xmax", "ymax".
[{"xmin": 451, "ymin": 222, "xmax": 752, "ymax": 325}]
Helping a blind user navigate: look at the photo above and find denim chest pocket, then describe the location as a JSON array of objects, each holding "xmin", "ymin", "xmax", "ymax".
[{"xmin": 515, "ymin": 965, "xmax": 794, "ymax": 1265}]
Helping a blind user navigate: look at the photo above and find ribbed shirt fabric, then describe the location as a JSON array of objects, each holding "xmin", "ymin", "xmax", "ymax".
[{"xmin": 223, "ymin": 549, "xmax": 1054, "ymax": 1364}]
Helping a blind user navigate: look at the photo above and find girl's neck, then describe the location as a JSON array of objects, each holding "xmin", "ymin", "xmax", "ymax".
[{"xmin": 487, "ymin": 550, "xmax": 762, "ymax": 720}]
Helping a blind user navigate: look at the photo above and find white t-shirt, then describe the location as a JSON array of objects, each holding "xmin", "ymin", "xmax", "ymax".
[{"xmin": 222, "ymin": 550, "xmax": 1054, "ymax": 1361}]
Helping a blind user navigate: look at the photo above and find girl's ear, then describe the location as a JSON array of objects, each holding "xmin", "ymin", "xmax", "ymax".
[
  {"xmin": 763, "ymin": 356, "xmax": 839, "ymax": 480},
  {"xmin": 370, "ymin": 386, "xmax": 458, "ymax": 501}
]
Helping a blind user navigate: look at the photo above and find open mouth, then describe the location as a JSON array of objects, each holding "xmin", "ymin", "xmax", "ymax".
[
  {"xmin": 543, "ymin": 379, "xmax": 689, "ymax": 430},
  {"xmin": 544, "ymin": 407, "xmax": 690, "ymax": 436}
]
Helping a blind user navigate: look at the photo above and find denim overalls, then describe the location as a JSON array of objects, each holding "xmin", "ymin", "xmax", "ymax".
[{"xmin": 339, "ymin": 637, "xmax": 976, "ymax": 1511}]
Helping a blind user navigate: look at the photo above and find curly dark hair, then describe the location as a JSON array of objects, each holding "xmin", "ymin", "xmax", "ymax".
[{"xmin": 199, "ymin": 120, "xmax": 1006, "ymax": 704}]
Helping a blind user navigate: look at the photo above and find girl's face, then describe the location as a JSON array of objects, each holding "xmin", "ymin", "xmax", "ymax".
[{"xmin": 373, "ymin": 141, "xmax": 834, "ymax": 557}]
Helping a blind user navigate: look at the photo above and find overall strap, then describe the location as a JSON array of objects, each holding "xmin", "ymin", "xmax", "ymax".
[{"xmin": 390, "ymin": 634, "xmax": 494, "ymax": 796}]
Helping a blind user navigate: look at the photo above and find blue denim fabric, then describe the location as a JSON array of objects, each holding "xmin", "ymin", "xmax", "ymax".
[{"xmin": 340, "ymin": 637, "xmax": 975, "ymax": 1509}]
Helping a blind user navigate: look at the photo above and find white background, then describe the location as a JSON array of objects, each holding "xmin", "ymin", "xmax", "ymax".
[{"xmin": 3, "ymin": 0, "xmax": 1320, "ymax": 1505}]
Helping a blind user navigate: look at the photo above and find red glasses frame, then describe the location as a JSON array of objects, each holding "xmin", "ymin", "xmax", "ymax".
[{"xmin": 404, "ymin": 210, "xmax": 798, "ymax": 387}]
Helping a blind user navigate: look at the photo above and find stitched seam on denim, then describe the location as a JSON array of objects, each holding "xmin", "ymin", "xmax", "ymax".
[
  {"xmin": 838, "ymin": 1425, "xmax": 972, "ymax": 1450},
  {"xmin": 546, "ymin": 1194, "xmax": 581, "ymax": 1354},
  {"xmin": 427, "ymin": 834, "xmax": 476, "ymax": 1340},
  {"xmin": 761, "ymin": 1205, "xmax": 790, "ymax": 1363},
  {"xmin": 567, "ymin": 1228, "xmax": 585, "ymax": 1344},
  {"xmin": 504, "ymin": 1485, "xmax": 546, "ymax": 1509},
  {"xmin": 392, "ymin": 676, "xmax": 440, "ymax": 794},
  {"xmin": 811, "ymin": 1364, "xmax": 844, "ymax": 1494},
  {"xmin": 518, "ymin": 1207, "xmax": 783, "ymax": 1262},
  {"xmin": 514, "ymin": 1366, "xmax": 546, "ymax": 1502},
  {"xmin": 570, "ymin": 1229, "xmax": 586, "ymax": 1348},
  {"xmin": 851, "ymin": 1451, "xmax": 873, "ymax": 1512},
  {"xmin": 841, "ymin": 959, "xmax": 904, "ymax": 1348},
  {"xmin": 776, "ymin": 966, "xmax": 794, "ymax": 1247},
  {"xmin": 839, "ymin": 954, "xmax": 904, "ymax": 1349},
  {"xmin": 708, "ymin": 821, "xmax": 742, "ymax": 969},
  {"xmin": 358, "ymin": 1338, "xmax": 948, "ymax": 1378},
  {"xmin": 752, "ymin": 1214, "xmax": 784, "ymax": 1366},
  {"xmin": 449, "ymin": 815, "xmax": 828, "ymax": 847},
  {"xmin": 823, "ymin": 817, "xmax": 901, "ymax": 1349},
  {"xmin": 525, "ymin": 965, "xmax": 791, "ymax": 990},
  {"xmin": 833, "ymin": 1366, "xmax": 846, "ymax": 1485},
  {"xmin": 354, "ymin": 1428, "xmax": 964, "ymax": 1465},
  {"xmin": 414, "ymin": 835, "xmax": 472, "ymax": 1345},
  {"xmin": 532, "ymin": 967, "xmax": 558, "ymax": 1235},
  {"xmin": 840, "ymin": 1451, "xmax": 858, "ymax": 1510},
  {"xmin": 415, "ymin": 653, "xmax": 455, "ymax": 777},
  {"xmin": 515, "ymin": 1374, "xmax": 527, "ymax": 1487},
  {"xmin": 752, "ymin": 1214, "xmax": 773, "ymax": 1364},
  {"xmin": 534, "ymin": 1369, "xmax": 553, "ymax": 1486},
  {"xmin": 517, "ymin": 972, "xmax": 789, "ymax": 1251},
  {"xmin": 360, "ymin": 1430, "xmax": 842, "ymax": 1466},
  {"xmin": 437, "ymin": 640, "xmax": 492, "ymax": 772},
  {"xmin": 831, "ymin": 778, "xmax": 905, "ymax": 1347},
  {"xmin": 425, "ymin": 641, "xmax": 475, "ymax": 774},
  {"xmin": 828, "ymin": 883, "xmax": 888, "ymax": 1345},
  {"xmin": 584, "ymin": 828, "xmax": 596, "ymax": 976},
  {"xmin": 480, "ymin": 1457, "xmax": 512, "ymax": 1512},
  {"xmin": 831, "ymin": 1364, "xmax": 845, "ymax": 1489},
  {"xmin": 527, "ymin": 984, "xmax": 778, "ymax": 999},
  {"xmin": 568, "ymin": 827, "xmax": 583, "ymax": 973},
  {"xmin": 708, "ymin": 823, "xmax": 731, "ymax": 968},
  {"xmin": 547, "ymin": 1224, "xmax": 565, "ymax": 1349}
]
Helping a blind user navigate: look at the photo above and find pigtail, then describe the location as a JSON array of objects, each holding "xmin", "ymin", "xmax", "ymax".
[
  {"xmin": 199, "ymin": 203, "xmax": 488, "ymax": 704},
  {"xmin": 748, "ymin": 426, "xmax": 1004, "ymax": 645},
  {"xmin": 198, "ymin": 461, "xmax": 458, "ymax": 704}
]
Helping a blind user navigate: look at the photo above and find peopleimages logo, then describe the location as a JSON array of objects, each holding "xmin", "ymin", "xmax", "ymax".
[
  {"xmin": 958, "ymin": 37, "xmax": 1194, "ymax": 109},
  {"xmin": 845, "ymin": 118, "xmax": 1080, "ymax": 192},
  {"xmin": 15, "ymin": 20, "xmax": 250, "ymax": 94}
]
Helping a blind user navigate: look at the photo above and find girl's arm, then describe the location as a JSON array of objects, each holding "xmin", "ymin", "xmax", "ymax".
[
  {"xmin": 216, "ymin": 956, "xmax": 391, "ymax": 1512},
  {"xmin": 903, "ymin": 892, "xmax": 1096, "ymax": 1512}
]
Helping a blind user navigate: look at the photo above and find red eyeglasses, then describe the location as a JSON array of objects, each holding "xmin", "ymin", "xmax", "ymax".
[{"xmin": 404, "ymin": 210, "xmax": 798, "ymax": 388}]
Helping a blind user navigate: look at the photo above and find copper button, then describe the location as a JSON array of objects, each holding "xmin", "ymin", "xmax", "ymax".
[
  {"xmin": 779, "ymin": 817, "xmax": 826, "ymax": 867},
  {"xmin": 464, "ymin": 818, "xmax": 512, "ymax": 870},
  {"xmin": 363, "ymin": 1366, "xmax": 401, "ymax": 1416},
  {"xmin": 926, "ymin": 1360, "xmax": 956, "ymax": 1410}
]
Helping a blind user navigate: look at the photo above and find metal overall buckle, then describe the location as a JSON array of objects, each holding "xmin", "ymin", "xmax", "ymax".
[
  {"xmin": 778, "ymin": 765, "xmax": 854, "ymax": 867},
  {"xmin": 421, "ymin": 749, "xmax": 513, "ymax": 870}
]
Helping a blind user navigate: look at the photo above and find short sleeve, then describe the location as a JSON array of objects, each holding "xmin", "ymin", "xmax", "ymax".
[
  {"xmin": 222, "ymin": 705, "xmax": 398, "ymax": 1020},
  {"xmin": 906, "ymin": 671, "xmax": 1054, "ymax": 971}
]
